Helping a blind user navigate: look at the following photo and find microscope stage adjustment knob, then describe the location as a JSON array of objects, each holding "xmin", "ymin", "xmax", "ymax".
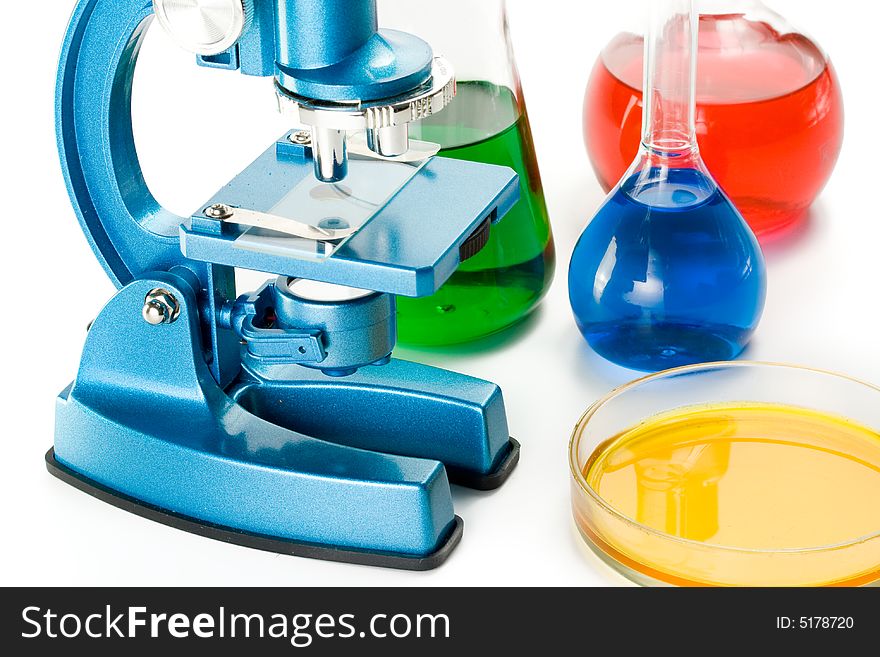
[
  {"xmin": 153, "ymin": 0, "xmax": 253, "ymax": 56},
  {"xmin": 459, "ymin": 218, "xmax": 492, "ymax": 262}
]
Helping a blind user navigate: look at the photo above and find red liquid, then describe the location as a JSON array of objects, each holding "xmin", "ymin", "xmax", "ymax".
[{"xmin": 583, "ymin": 14, "xmax": 844, "ymax": 238}]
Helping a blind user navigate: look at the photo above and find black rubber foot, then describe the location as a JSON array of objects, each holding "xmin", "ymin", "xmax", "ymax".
[
  {"xmin": 445, "ymin": 437, "xmax": 520, "ymax": 491},
  {"xmin": 45, "ymin": 449, "xmax": 463, "ymax": 571}
]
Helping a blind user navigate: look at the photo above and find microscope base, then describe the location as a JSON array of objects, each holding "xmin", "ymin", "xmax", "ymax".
[
  {"xmin": 49, "ymin": 275, "xmax": 517, "ymax": 569},
  {"xmin": 45, "ymin": 449, "xmax": 463, "ymax": 571},
  {"xmin": 232, "ymin": 358, "xmax": 520, "ymax": 491},
  {"xmin": 446, "ymin": 438, "xmax": 519, "ymax": 491}
]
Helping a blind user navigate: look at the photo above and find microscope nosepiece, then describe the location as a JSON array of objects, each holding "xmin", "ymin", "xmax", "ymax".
[{"xmin": 275, "ymin": 57, "xmax": 456, "ymax": 184}]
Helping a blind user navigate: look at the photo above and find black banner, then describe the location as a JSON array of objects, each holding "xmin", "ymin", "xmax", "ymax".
[{"xmin": 1, "ymin": 587, "xmax": 875, "ymax": 654}]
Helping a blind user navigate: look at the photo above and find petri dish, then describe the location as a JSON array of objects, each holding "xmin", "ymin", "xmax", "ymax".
[{"xmin": 569, "ymin": 362, "xmax": 880, "ymax": 587}]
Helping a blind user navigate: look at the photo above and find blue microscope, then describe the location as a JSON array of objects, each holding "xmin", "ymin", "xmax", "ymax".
[{"xmin": 48, "ymin": 0, "xmax": 521, "ymax": 569}]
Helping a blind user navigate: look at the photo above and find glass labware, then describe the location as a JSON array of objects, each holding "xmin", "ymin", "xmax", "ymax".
[
  {"xmin": 570, "ymin": 362, "xmax": 880, "ymax": 587},
  {"xmin": 583, "ymin": 0, "xmax": 844, "ymax": 238},
  {"xmin": 379, "ymin": 0, "xmax": 555, "ymax": 345},
  {"xmin": 569, "ymin": 0, "xmax": 766, "ymax": 372}
]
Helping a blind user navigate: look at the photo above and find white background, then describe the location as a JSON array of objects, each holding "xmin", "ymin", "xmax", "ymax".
[{"xmin": 0, "ymin": 0, "xmax": 876, "ymax": 586}]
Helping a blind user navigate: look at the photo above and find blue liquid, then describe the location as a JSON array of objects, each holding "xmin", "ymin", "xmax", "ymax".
[{"xmin": 569, "ymin": 168, "xmax": 766, "ymax": 371}]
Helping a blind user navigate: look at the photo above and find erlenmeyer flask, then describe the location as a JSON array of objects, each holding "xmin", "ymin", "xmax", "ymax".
[
  {"xmin": 583, "ymin": 0, "xmax": 844, "ymax": 239},
  {"xmin": 378, "ymin": 0, "xmax": 555, "ymax": 346},
  {"xmin": 569, "ymin": 0, "xmax": 766, "ymax": 372}
]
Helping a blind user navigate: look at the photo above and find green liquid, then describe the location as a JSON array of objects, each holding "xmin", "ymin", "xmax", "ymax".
[{"xmin": 396, "ymin": 82, "xmax": 555, "ymax": 346}]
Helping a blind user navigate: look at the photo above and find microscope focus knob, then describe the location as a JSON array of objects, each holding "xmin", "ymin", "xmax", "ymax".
[{"xmin": 153, "ymin": 0, "xmax": 253, "ymax": 56}]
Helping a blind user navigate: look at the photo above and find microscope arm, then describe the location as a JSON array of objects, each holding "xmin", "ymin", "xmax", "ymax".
[
  {"xmin": 57, "ymin": 0, "xmax": 241, "ymax": 386},
  {"xmin": 58, "ymin": 0, "xmax": 186, "ymax": 285}
]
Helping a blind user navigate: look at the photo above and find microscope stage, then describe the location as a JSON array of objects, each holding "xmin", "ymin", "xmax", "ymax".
[{"xmin": 181, "ymin": 132, "xmax": 519, "ymax": 297}]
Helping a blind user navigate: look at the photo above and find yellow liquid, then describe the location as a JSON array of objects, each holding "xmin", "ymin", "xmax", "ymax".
[{"xmin": 579, "ymin": 403, "xmax": 880, "ymax": 586}]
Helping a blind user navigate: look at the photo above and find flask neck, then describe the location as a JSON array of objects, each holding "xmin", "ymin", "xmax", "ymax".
[
  {"xmin": 697, "ymin": 0, "xmax": 764, "ymax": 15},
  {"xmin": 641, "ymin": 0, "xmax": 699, "ymax": 157}
]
